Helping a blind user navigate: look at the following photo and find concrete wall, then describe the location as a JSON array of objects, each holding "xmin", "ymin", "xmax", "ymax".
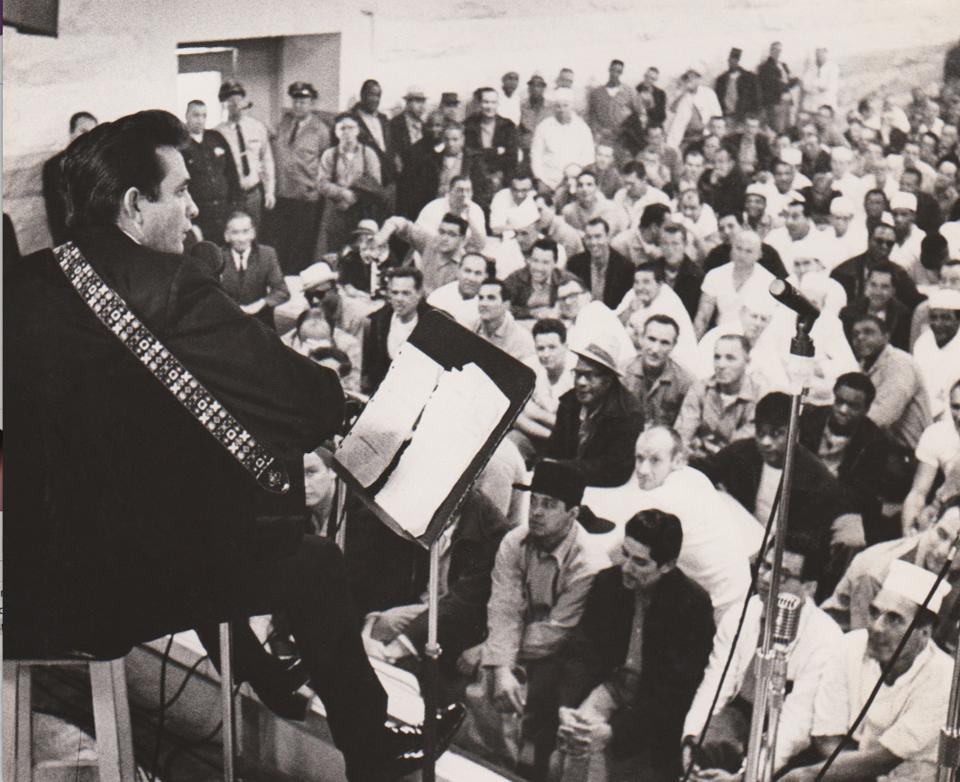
[{"xmin": 3, "ymin": 0, "xmax": 955, "ymax": 254}]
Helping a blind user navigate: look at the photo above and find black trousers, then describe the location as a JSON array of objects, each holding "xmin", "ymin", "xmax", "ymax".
[{"xmin": 146, "ymin": 535, "xmax": 391, "ymax": 780}]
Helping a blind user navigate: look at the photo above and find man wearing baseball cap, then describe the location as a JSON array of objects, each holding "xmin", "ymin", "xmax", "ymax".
[
  {"xmin": 789, "ymin": 560, "xmax": 953, "ymax": 782},
  {"xmin": 467, "ymin": 460, "xmax": 606, "ymax": 776},
  {"xmin": 544, "ymin": 331, "xmax": 643, "ymax": 486},
  {"xmin": 271, "ymin": 81, "xmax": 331, "ymax": 274},
  {"xmin": 216, "ymin": 80, "xmax": 276, "ymax": 229}
]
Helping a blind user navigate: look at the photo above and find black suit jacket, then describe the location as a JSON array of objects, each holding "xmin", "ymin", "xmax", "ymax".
[
  {"xmin": 799, "ymin": 406, "xmax": 900, "ymax": 544},
  {"xmin": 566, "ymin": 249, "xmax": 635, "ymax": 309},
  {"xmin": 558, "ymin": 567, "xmax": 714, "ymax": 763},
  {"xmin": 693, "ymin": 439, "xmax": 857, "ymax": 599},
  {"xmin": 704, "ymin": 242, "xmax": 787, "ymax": 279},
  {"xmin": 388, "ymin": 112, "xmax": 420, "ymax": 165},
  {"xmin": 42, "ymin": 150, "xmax": 68, "ymax": 245},
  {"xmin": 5, "ymin": 226, "xmax": 343, "ymax": 657},
  {"xmin": 351, "ymin": 103, "xmax": 395, "ymax": 183},
  {"xmin": 395, "ymin": 141, "xmax": 485, "ymax": 220},
  {"xmin": 360, "ymin": 299, "xmax": 431, "ymax": 395},
  {"xmin": 839, "ymin": 296, "xmax": 911, "ymax": 351},
  {"xmin": 218, "ymin": 243, "xmax": 291, "ymax": 308},
  {"xmin": 758, "ymin": 57, "xmax": 793, "ymax": 107},
  {"xmin": 715, "ymin": 68, "xmax": 760, "ymax": 118},
  {"xmin": 544, "ymin": 385, "xmax": 644, "ymax": 487},
  {"xmin": 638, "ymin": 84, "xmax": 667, "ymax": 127},
  {"xmin": 830, "ymin": 252, "xmax": 925, "ymax": 312},
  {"xmin": 463, "ymin": 114, "xmax": 519, "ymax": 203}
]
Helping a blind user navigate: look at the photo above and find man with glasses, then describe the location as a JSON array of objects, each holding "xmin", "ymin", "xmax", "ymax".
[
  {"xmin": 831, "ymin": 222, "xmax": 925, "ymax": 311},
  {"xmin": 373, "ymin": 211, "xmax": 470, "ymax": 295}
]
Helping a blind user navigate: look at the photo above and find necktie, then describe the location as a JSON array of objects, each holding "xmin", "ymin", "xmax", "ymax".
[
  {"xmin": 236, "ymin": 123, "xmax": 251, "ymax": 177},
  {"xmin": 288, "ymin": 119, "xmax": 300, "ymax": 147}
]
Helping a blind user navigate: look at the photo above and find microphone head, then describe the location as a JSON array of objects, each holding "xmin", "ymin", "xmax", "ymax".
[{"xmin": 772, "ymin": 593, "xmax": 802, "ymax": 648}]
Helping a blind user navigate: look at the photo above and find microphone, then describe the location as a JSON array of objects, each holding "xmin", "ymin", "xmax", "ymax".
[
  {"xmin": 189, "ymin": 240, "xmax": 225, "ymax": 279},
  {"xmin": 771, "ymin": 593, "xmax": 802, "ymax": 649},
  {"xmin": 769, "ymin": 278, "xmax": 820, "ymax": 325}
]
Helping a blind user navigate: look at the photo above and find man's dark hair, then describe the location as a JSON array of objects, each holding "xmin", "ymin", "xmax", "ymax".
[
  {"xmin": 62, "ymin": 109, "xmax": 189, "ymax": 231},
  {"xmin": 870, "ymin": 221, "xmax": 897, "ymax": 238},
  {"xmin": 386, "ymin": 266, "xmax": 424, "ymax": 290},
  {"xmin": 834, "ymin": 372, "xmax": 877, "ymax": 408},
  {"xmin": 577, "ymin": 169, "xmax": 598, "ymax": 185},
  {"xmin": 186, "ymin": 100, "xmax": 206, "ymax": 112},
  {"xmin": 610, "ymin": 59, "xmax": 625, "ymax": 68},
  {"xmin": 920, "ymin": 232, "xmax": 949, "ymax": 270},
  {"xmin": 511, "ymin": 169, "xmax": 535, "ymax": 185},
  {"xmin": 661, "ymin": 222, "xmax": 687, "ymax": 242},
  {"xmin": 718, "ymin": 210, "xmax": 744, "ymax": 225},
  {"xmin": 531, "ymin": 237, "xmax": 559, "ymax": 261},
  {"xmin": 787, "ymin": 198, "xmax": 813, "ymax": 218},
  {"xmin": 621, "ymin": 160, "xmax": 647, "ymax": 178},
  {"xmin": 863, "ymin": 188, "xmax": 889, "ymax": 206},
  {"xmin": 635, "ymin": 259, "xmax": 666, "ymax": 283},
  {"xmin": 443, "ymin": 121, "xmax": 465, "ymax": 135},
  {"xmin": 332, "ymin": 111, "xmax": 358, "ymax": 127},
  {"xmin": 69, "ymin": 111, "xmax": 97, "ymax": 134},
  {"xmin": 851, "ymin": 312, "xmax": 890, "ymax": 334},
  {"xmin": 360, "ymin": 79, "xmax": 381, "ymax": 95},
  {"xmin": 683, "ymin": 147, "xmax": 705, "ymax": 162},
  {"xmin": 585, "ymin": 216, "xmax": 610, "ymax": 235},
  {"xmin": 532, "ymin": 317, "xmax": 567, "ymax": 342},
  {"xmin": 478, "ymin": 86, "xmax": 498, "ymax": 98},
  {"xmin": 536, "ymin": 191, "xmax": 555, "ymax": 208},
  {"xmin": 624, "ymin": 508, "xmax": 683, "ymax": 565},
  {"xmin": 308, "ymin": 346, "xmax": 352, "ymax": 379},
  {"xmin": 716, "ymin": 333, "xmax": 750, "ymax": 354},
  {"xmin": 865, "ymin": 262, "xmax": 897, "ymax": 283},
  {"xmin": 644, "ymin": 313, "xmax": 680, "ymax": 337},
  {"xmin": 479, "ymin": 277, "xmax": 510, "ymax": 302},
  {"xmin": 639, "ymin": 203, "xmax": 671, "ymax": 229},
  {"xmin": 901, "ymin": 166, "xmax": 923, "ymax": 181},
  {"xmin": 449, "ymin": 174, "xmax": 473, "ymax": 189},
  {"xmin": 440, "ymin": 213, "xmax": 469, "ymax": 236},
  {"xmin": 755, "ymin": 391, "xmax": 792, "ymax": 429}
]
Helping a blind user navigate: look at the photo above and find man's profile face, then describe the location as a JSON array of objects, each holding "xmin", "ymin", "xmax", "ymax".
[
  {"xmin": 641, "ymin": 321, "xmax": 677, "ymax": 368},
  {"xmin": 224, "ymin": 215, "xmax": 255, "ymax": 253},
  {"xmin": 185, "ymin": 105, "xmax": 207, "ymax": 135},
  {"xmin": 831, "ymin": 385, "xmax": 870, "ymax": 431},
  {"xmin": 138, "ymin": 147, "xmax": 198, "ymax": 255},
  {"xmin": 457, "ymin": 255, "xmax": 487, "ymax": 298},
  {"xmin": 867, "ymin": 589, "xmax": 927, "ymax": 668},
  {"xmin": 621, "ymin": 537, "xmax": 669, "ymax": 592},
  {"xmin": 534, "ymin": 332, "xmax": 566, "ymax": 371},
  {"xmin": 917, "ymin": 507, "xmax": 960, "ymax": 577},
  {"xmin": 387, "ymin": 277, "xmax": 420, "ymax": 319},
  {"xmin": 634, "ymin": 429, "xmax": 679, "ymax": 490}
]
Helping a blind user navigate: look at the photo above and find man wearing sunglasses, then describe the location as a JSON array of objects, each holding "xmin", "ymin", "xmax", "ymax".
[{"xmin": 831, "ymin": 222, "xmax": 925, "ymax": 311}]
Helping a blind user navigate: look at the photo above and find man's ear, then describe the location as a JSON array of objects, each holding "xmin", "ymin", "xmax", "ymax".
[
  {"xmin": 658, "ymin": 557, "xmax": 678, "ymax": 576},
  {"xmin": 119, "ymin": 187, "xmax": 143, "ymax": 225}
]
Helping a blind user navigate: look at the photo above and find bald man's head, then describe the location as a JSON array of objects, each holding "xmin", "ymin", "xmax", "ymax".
[{"xmin": 635, "ymin": 426, "xmax": 686, "ymax": 490}]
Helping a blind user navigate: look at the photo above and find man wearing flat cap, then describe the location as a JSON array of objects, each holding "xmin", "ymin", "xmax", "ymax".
[
  {"xmin": 544, "ymin": 332, "xmax": 644, "ymax": 486},
  {"xmin": 784, "ymin": 560, "xmax": 953, "ymax": 782},
  {"xmin": 389, "ymin": 86, "xmax": 428, "ymax": 173},
  {"xmin": 464, "ymin": 460, "xmax": 606, "ymax": 777},
  {"xmin": 715, "ymin": 47, "xmax": 761, "ymax": 123},
  {"xmin": 270, "ymin": 81, "xmax": 331, "ymax": 274},
  {"xmin": 217, "ymin": 80, "xmax": 276, "ymax": 229}
]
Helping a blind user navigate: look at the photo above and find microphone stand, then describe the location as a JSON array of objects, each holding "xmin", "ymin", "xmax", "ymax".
[
  {"xmin": 422, "ymin": 536, "xmax": 443, "ymax": 782},
  {"xmin": 940, "ymin": 634, "xmax": 960, "ymax": 782},
  {"xmin": 743, "ymin": 317, "xmax": 815, "ymax": 782}
]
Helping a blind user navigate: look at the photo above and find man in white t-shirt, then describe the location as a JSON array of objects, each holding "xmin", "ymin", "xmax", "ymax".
[
  {"xmin": 889, "ymin": 191, "xmax": 925, "ymax": 273},
  {"xmin": 426, "ymin": 252, "xmax": 486, "ymax": 329},
  {"xmin": 785, "ymin": 561, "xmax": 953, "ymax": 782},
  {"xmin": 911, "ymin": 287, "xmax": 960, "ymax": 419},
  {"xmin": 415, "ymin": 174, "xmax": 488, "ymax": 250}
]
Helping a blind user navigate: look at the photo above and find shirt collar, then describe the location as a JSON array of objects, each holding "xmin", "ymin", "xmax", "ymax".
[{"xmin": 523, "ymin": 519, "xmax": 581, "ymax": 564}]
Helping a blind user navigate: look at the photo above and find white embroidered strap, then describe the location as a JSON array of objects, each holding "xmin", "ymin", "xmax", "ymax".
[{"xmin": 55, "ymin": 241, "xmax": 290, "ymax": 494}]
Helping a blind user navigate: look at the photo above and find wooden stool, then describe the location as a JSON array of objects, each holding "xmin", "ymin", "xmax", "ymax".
[{"xmin": 3, "ymin": 656, "xmax": 136, "ymax": 782}]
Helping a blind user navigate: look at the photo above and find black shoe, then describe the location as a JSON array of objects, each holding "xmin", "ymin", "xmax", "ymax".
[
  {"xmin": 248, "ymin": 661, "xmax": 311, "ymax": 721},
  {"xmin": 379, "ymin": 703, "xmax": 466, "ymax": 776}
]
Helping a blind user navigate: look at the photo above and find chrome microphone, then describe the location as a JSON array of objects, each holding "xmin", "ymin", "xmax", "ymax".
[{"xmin": 772, "ymin": 593, "xmax": 802, "ymax": 649}]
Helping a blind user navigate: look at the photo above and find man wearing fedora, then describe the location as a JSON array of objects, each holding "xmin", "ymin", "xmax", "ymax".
[
  {"xmin": 216, "ymin": 80, "xmax": 275, "ymax": 230},
  {"xmin": 270, "ymin": 81, "xmax": 332, "ymax": 274},
  {"xmin": 390, "ymin": 86, "xmax": 428, "ymax": 174},
  {"xmin": 544, "ymin": 332, "xmax": 644, "ymax": 487},
  {"xmin": 465, "ymin": 460, "xmax": 609, "ymax": 779}
]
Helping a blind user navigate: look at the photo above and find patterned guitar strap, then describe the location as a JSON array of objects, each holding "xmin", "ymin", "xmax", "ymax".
[{"xmin": 54, "ymin": 241, "xmax": 291, "ymax": 495}]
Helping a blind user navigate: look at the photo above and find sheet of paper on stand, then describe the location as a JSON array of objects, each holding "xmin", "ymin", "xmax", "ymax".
[
  {"xmin": 375, "ymin": 363, "xmax": 511, "ymax": 538},
  {"xmin": 335, "ymin": 342, "xmax": 445, "ymax": 487}
]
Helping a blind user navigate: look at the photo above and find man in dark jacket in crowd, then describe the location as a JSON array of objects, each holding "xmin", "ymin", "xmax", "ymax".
[
  {"xmin": 4, "ymin": 110, "xmax": 459, "ymax": 782},
  {"xmin": 552, "ymin": 508, "xmax": 715, "ymax": 781},
  {"xmin": 544, "ymin": 336, "xmax": 644, "ymax": 487},
  {"xmin": 715, "ymin": 47, "xmax": 760, "ymax": 122}
]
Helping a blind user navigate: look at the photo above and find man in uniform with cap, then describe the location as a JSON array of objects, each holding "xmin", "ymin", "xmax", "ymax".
[
  {"xmin": 544, "ymin": 332, "xmax": 644, "ymax": 487},
  {"xmin": 269, "ymin": 81, "xmax": 331, "ymax": 274},
  {"xmin": 715, "ymin": 48, "xmax": 760, "ymax": 124},
  {"xmin": 520, "ymin": 73, "xmax": 551, "ymax": 153},
  {"xmin": 784, "ymin": 560, "xmax": 953, "ymax": 782},
  {"xmin": 217, "ymin": 80, "xmax": 275, "ymax": 230},
  {"xmin": 181, "ymin": 99, "xmax": 242, "ymax": 245},
  {"xmin": 465, "ymin": 460, "xmax": 608, "ymax": 778},
  {"xmin": 389, "ymin": 86, "xmax": 428, "ymax": 174}
]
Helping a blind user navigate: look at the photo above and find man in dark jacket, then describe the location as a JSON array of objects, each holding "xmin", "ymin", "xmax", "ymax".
[
  {"xmin": 799, "ymin": 373, "xmax": 904, "ymax": 543},
  {"xmin": 694, "ymin": 392, "xmax": 862, "ymax": 600},
  {"xmin": 552, "ymin": 509, "xmax": 715, "ymax": 780},
  {"xmin": 351, "ymin": 78, "xmax": 394, "ymax": 184},
  {"xmin": 41, "ymin": 111, "xmax": 98, "ymax": 245},
  {"xmin": 544, "ymin": 337, "xmax": 644, "ymax": 487},
  {"xmin": 831, "ymin": 222, "xmax": 925, "ymax": 312},
  {"xmin": 715, "ymin": 48, "xmax": 760, "ymax": 122},
  {"xmin": 566, "ymin": 218, "xmax": 636, "ymax": 309},
  {"xmin": 758, "ymin": 42, "xmax": 799, "ymax": 133},
  {"xmin": 4, "ymin": 110, "xmax": 458, "ymax": 781},
  {"xmin": 464, "ymin": 87, "xmax": 520, "ymax": 210}
]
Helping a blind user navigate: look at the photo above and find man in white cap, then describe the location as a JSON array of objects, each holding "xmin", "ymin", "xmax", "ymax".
[
  {"xmin": 822, "ymin": 195, "xmax": 868, "ymax": 271},
  {"xmin": 786, "ymin": 560, "xmax": 953, "ymax": 782},
  {"xmin": 426, "ymin": 251, "xmax": 486, "ymax": 329},
  {"xmin": 911, "ymin": 287, "xmax": 960, "ymax": 419},
  {"xmin": 889, "ymin": 191, "xmax": 926, "ymax": 271},
  {"xmin": 544, "ymin": 331, "xmax": 644, "ymax": 487},
  {"xmin": 530, "ymin": 88, "xmax": 596, "ymax": 191},
  {"xmin": 742, "ymin": 182, "xmax": 771, "ymax": 237}
]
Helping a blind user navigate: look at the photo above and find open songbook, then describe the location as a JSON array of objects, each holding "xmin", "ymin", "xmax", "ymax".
[{"xmin": 333, "ymin": 310, "xmax": 535, "ymax": 546}]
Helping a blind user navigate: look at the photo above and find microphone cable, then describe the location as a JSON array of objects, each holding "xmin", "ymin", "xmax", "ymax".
[
  {"xmin": 680, "ymin": 479, "xmax": 784, "ymax": 782},
  {"xmin": 814, "ymin": 496, "xmax": 960, "ymax": 781}
]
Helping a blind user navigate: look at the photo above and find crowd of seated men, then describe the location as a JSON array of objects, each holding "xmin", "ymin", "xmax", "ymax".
[{"xmin": 33, "ymin": 38, "xmax": 960, "ymax": 782}]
